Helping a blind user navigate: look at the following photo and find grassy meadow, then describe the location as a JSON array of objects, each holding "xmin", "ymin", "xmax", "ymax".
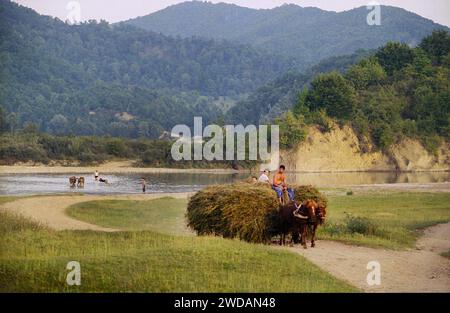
[
  {"xmin": 1, "ymin": 191, "xmax": 449, "ymax": 292},
  {"xmin": 67, "ymin": 197, "xmax": 192, "ymax": 236},
  {"xmin": 0, "ymin": 198, "xmax": 357, "ymax": 292},
  {"xmin": 67, "ymin": 192, "xmax": 450, "ymax": 250},
  {"xmin": 320, "ymin": 192, "xmax": 450, "ymax": 249},
  {"xmin": 0, "ymin": 209, "xmax": 355, "ymax": 292}
]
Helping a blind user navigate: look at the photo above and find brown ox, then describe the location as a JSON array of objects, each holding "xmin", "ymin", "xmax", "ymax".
[
  {"xmin": 77, "ymin": 177, "xmax": 85, "ymax": 188},
  {"xmin": 69, "ymin": 176, "xmax": 77, "ymax": 187},
  {"xmin": 306, "ymin": 201, "xmax": 327, "ymax": 248},
  {"xmin": 277, "ymin": 200, "xmax": 326, "ymax": 249}
]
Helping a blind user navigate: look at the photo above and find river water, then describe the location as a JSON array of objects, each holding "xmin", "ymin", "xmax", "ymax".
[{"xmin": 0, "ymin": 171, "xmax": 449, "ymax": 196}]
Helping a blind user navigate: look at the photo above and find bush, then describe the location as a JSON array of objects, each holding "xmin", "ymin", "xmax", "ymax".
[
  {"xmin": 421, "ymin": 134, "xmax": 442, "ymax": 156},
  {"xmin": 186, "ymin": 183, "xmax": 328, "ymax": 243},
  {"xmin": 105, "ymin": 139, "xmax": 127, "ymax": 157},
  {"xmin": 276, "ymin": 111, "xmax": 307, "ymax": 149},
  {"xmin": 344, "ymin": 214, "xmax": 377, "ymax": 236},
  {"xmin": 307, "ymin": 109, "xmax": 334, "ymax": 133}
]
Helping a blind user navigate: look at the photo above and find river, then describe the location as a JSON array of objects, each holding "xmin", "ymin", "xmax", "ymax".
[{"xmin": 0, "ymin": 171, "xmax": 449, "ymax": 195}]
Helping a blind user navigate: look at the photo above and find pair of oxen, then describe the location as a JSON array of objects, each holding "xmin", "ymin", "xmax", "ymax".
[{"xmin": 277, "ymin": 200, "xmax": 327, "ymax": 249}]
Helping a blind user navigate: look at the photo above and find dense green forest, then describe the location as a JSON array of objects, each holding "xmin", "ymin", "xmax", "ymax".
[
  {"xmin": 0, "ymin": 0, "xmax": 295, "ymax": 137},
  {"xmin": 0, "ymin": 131, "xmax": 257, "ymax": 168},
  {"xmin": 276, "ymin": 31, "xmax": 450, "ymax": 152},
  {"xmin": 225, "ymin": 49, "xmax": 373, "ymax": 125},
  {"xmin": 126, "ymin": 1, "xmax": 447, "ymax": 68},
  {"xmin": 0, "ymin": 0, "xmax": 448, "ymax": 162}
]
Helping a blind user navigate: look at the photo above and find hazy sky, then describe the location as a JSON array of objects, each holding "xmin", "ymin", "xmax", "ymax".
[{"xmin": 13, "ymin": 0, "xmax": 450, "ymax": 26}]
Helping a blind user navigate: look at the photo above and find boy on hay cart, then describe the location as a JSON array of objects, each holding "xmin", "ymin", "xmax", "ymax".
[{"xmin": 271, "ymin": 165, "xmax": 294, "ymax": 205}]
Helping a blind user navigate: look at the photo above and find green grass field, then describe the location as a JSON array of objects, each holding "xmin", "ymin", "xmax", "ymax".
[
  {"xmin": 67, "ymin": 192, "xmax": 450, "ymax": 250},
  {"xmin": 2, "ymin": 191, "xmax": 449, "ymax": 292},
  {"xmin": 67, "ymin": 197, "xmax": 192, "ymax": 235},
  {"xmin": 0, "ymin": 210, "xmax": 355, "ymax": 292},
  {"xmin": 319, "ymin": 192, "xmax": 450, "ymax": 249}
]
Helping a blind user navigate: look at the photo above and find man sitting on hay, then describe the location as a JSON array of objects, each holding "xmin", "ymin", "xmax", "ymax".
[{"xmin": 272, "ymin": 165, "xmax": 294, "ymax": 205}]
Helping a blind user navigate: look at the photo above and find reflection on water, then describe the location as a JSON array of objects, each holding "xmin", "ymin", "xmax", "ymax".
[
  {"xmin": 0, "ymin": 171, "xmax": 448, "ymax": 195},
  {"xmin": 287, "ymin": 171, "xmax": 450, "ymax": 187}
]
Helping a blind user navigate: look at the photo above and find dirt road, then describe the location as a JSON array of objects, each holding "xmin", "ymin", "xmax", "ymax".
[
  {"xmin": 287, "ymin": 223, "xmax": 450, "ymax": 292},
  {"xmin": 1, "ymin": 194, "xmax": 449, "ymax": 292}
]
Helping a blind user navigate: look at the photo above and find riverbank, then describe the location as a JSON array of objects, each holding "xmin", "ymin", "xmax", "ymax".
[
  {"xmin": 0, "ymin": 161, "xmax": 240, "ymax": 174},
  {"xmin": 281, "ymin": 124, "xmax": 450, "ymax": 172},
  {"xmin": 1, "ymin": 160, "xmax": 450, "ymax": 175}
]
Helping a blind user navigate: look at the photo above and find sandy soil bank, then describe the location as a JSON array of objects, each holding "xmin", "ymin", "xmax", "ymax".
[
  {"xmin": 282, "ymin": 124, "xmax": 450, "ymax": 172},
  {"xmin": 0, "ymin": 161, "xmax": 239, "ymax": 174}
]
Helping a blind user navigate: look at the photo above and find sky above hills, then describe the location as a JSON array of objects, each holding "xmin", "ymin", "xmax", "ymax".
[{"xmin": 12, "ymin": 0, "xmax": 450, "ymax": 27}]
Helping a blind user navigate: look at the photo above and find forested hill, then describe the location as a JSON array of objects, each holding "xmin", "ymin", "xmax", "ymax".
[
  {"xmin": 125, "ymin": 1, "xmax": 448, "ymax": 69},
  {"xmin": 274, "ymin": 31, "xmax": 450, "ymax": 152},
  {"xmin": 225, "ymin": 50, "xmax": 372, "ymax": 125},
  {"xmin": 0, "ymin": 0, "xmax": 295, "ymax": 137}
]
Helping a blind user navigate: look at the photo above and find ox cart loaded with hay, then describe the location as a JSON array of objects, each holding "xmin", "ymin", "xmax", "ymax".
[{"xmin": 187, "ymin": 184, "xmax": 328, "ymax": 248}]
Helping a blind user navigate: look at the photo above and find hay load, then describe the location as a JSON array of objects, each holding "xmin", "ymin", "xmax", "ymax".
[{"xmin": 186, "ymin": 183, "xmax": 327, "ymax": 243}]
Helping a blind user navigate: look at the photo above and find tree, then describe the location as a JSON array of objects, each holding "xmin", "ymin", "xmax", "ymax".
[
  {"xmin": 22, "ymin": 122, "xmax": 39, "ymax": 133},
  {"xmin": 410, "ymin": 48, "xmax": 433, "ymax": 75},
  {"xmin": 0, "ymin": 105, "xmax": 7, "ymax": 133},
  {"xmin": 419, "ymin": 30, "xmax": 450, "ymax": 65},
  {"xmin": 47, "ymin": 114, "xmax": 69, "ymax": 135},
  {"xmin": 305, "ymin": 72, "xmax": 356, "ymax": 119},
  {"xmin": 292, "ymin": 87, "xmax": 310, "ymax": 117},
  {"xmin": 345, "ymin": 57, "xmax": 386, "ymax": 89},
  {"xmin": 7, "ymin": 112, "xmax": 18, "ymax": 134},
  {"xmin": 375, "ymin": 42, "xmax": 414, "ymax": 75},
  {"xmin": 276, "ymin": 111, "xmax": 307, "ymax": 149}
]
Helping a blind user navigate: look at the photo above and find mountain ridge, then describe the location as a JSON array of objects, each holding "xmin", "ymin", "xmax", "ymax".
[
  {"xmin": 0, "ymin": 0, "xmax": 296, "ymax": 137},
  {"xmin": 125, "ymin": 1, "xmax": 448, "ymax": 68}
]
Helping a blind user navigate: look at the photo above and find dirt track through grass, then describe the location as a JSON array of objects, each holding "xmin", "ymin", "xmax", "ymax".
[
  {"xmin": 287, "ymin": 222, "xmax": 450, "ymax": 292},
  {"xmin": 0, "ymin": 193, "xmax": 191, "ymax": 231},
  {"xmin": 1, "ymin": 194, "xmax": 449, "ymax": 292}
]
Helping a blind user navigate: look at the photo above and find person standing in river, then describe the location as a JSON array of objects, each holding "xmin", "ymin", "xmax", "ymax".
[
  {"xmin": 94, "ymin": 170, "xmax": 99, "ymax": 181},
  {"xmin": 140, "ymin": 177, "xmax": 146, "ymax": 193}
]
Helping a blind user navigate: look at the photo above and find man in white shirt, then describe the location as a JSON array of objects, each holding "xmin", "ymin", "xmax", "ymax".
[{"xmin": 258, "ymin": 169, "xmax": 270, "ymax": 184}]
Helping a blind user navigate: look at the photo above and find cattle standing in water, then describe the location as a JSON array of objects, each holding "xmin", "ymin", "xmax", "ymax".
[
  {"xmin": 69, "ymin": 176, "xmax": 77, "ymax": 188},
  {"xmin": 77, "ymin": 177, "xmax": 85, "ymax": 188}
]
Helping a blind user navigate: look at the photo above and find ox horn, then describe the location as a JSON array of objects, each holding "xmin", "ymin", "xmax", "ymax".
[{"xmin": 293, "ymin": 203, "xmax": 308, "ymax": 219}]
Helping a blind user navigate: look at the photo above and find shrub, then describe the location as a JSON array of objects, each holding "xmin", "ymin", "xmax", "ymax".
[
  {"xmin": 308, "ymin": 109, "xmax": 334, "ymax": 133},
  {"xmin": 186, "ymin": 183, "xmax": 328, "ymax": 243},
  {"xmin": 276, "ymin": 111, "xmax": 307, "ymax": 149},
  {"xmin": 344, "ymin": 214, "xmax": 377, "ymax": 236},
  {"xmin": 105, "ymin": 139, "xmax": 127, "ymax": 157}
]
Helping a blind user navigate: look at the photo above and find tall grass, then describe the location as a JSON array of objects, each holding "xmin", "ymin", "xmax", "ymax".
[
  {"xmin": 318, "ymin": 192, "xmax": 450, "ymax": 249},
  {"xmin": 0, "ymin": 211, "xmax": 356, "ymax": 292}
]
